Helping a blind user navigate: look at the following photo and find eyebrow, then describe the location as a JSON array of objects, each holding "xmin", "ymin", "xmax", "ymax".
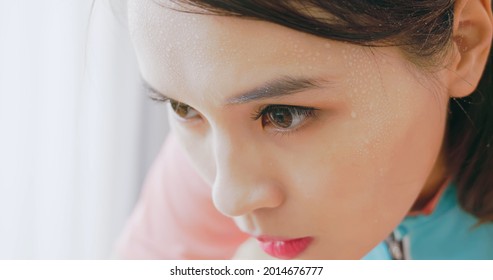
[
  {"xmin": 141, "ymin": 75, "xmax": 329, "ymax": 105},
  {"xmin": 226, "ymin": 76, "xmax": 329, "ymax": 105}
]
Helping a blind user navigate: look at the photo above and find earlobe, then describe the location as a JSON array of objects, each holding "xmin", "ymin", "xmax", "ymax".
[{"xmin": 446, "ymin": 0, "xmax": 492, "ymax": 98}]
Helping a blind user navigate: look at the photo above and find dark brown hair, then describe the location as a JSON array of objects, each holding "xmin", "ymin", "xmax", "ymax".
[{"xmin": 167, "ymin": 0, "xmax": 493, "ymax": 222}]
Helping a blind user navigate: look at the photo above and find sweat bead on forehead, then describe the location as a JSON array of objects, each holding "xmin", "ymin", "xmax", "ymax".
[
  {"xmin": 127, "ymin": 0, "xmax": 424, "ymax": 152},
  {"xmin": 127, "ymin": 0, "xmax": 373, "ymax": 105}
]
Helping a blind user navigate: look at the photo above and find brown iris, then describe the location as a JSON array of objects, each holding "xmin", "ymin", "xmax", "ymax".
[
  {"xmin": 263, "ymin": 107, "xmax": 294, "ymax": 129},
  {"xmin": 170, "ymin": 100, "xmax": 195, "ymax": 119}
]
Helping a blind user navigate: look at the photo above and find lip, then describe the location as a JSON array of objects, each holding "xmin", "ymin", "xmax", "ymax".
[{"xmin": 256, "ymin": 236, "xmax": 313, "ymax": 259}]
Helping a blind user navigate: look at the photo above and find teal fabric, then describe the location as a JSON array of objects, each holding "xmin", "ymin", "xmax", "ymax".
[{"xmin": 363, "ymin": 182, "xmax": 493, "ymax": 259}]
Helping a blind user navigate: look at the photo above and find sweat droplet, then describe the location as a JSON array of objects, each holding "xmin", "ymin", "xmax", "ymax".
[{"xmin": 351, "ymin": 111, "xmax": 357, "ymax": 119}]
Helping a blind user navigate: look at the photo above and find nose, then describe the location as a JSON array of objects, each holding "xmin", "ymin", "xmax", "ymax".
[{"xmin": 210, "ymin": 133, "xmax": 285, "ymax": 217}]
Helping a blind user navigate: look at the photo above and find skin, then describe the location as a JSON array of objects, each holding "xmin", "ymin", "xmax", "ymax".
[{"xmin": 126, "ymin": 0, "xmax": 491, "ymax": 259}]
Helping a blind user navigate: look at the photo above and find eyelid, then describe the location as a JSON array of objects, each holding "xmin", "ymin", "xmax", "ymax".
[{"xmin": 251, "ymin": 104, "xmax": 317, "ymax": 121}]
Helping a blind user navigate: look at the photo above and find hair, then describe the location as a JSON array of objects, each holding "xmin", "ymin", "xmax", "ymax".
[{"xmin": 162, "ymin": 0, "xmax": 493, "ymax": 222}]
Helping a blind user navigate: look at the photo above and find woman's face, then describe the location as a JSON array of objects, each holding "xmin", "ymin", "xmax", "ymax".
[{"xmin": 128, "ymin": 0, "xmax": 450, "ymax": 259}]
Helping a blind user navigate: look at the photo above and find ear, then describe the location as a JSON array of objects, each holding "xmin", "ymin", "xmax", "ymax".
[{"xmin": 446, "ymin": 0, "xmax": 492, "ymax": 98}]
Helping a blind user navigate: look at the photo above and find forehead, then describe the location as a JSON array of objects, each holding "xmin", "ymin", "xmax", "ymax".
[{"xmin": 127, "ymin": 0, "xmax": 343, "ymax": 99}]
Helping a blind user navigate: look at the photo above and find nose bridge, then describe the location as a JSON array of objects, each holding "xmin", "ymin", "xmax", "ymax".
[{"xmin": 210, "ymin": 128, "xmax": 284, "ymax": 217}]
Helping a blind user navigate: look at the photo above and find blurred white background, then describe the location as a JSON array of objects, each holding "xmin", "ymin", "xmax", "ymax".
[{"xmin": 0, "ymin": 0, "xmax": 168, "ymax": 258}]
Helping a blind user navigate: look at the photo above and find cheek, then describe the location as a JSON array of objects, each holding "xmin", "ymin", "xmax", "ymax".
[
  {"xmin": 334, "ymin": 49, "xmax": 449, "ymax": 209},
  {"xmin": 276, "ymin": 67, "xmax": 448, "ymax": 257},
  {"xmin": 359, "ymin": 84, "xmax": 446, "ymax": 221}
]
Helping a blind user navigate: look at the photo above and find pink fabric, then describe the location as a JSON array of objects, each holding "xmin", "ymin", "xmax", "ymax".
[{"xmin": 115, "ymin": 133, "xmax": 248, "ymax": 259}]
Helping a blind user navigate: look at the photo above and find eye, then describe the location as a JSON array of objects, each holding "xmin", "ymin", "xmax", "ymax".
[
  {"xmin": 170, "ymin": 100, "xmax": 200, "ymax": 121},
  {"xmin": 253, "ymin": 105, "xmax": 317, "ymax": 133}
]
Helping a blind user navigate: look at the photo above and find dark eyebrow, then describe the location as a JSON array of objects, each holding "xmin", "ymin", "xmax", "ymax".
[
  {"xmin": 225, "ymin": 76, "xmax": 329, "ymax": 105},
  {"xmin": 140, "ymin": 75, "xmax": 330, "ymax": 104}
]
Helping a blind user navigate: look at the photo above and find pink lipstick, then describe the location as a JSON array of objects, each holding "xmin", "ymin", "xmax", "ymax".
[{"xmin": 256, "ymin": 236, "xmax": 313, "ymax": 259}]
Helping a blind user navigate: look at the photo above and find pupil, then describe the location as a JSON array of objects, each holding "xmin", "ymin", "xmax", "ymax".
[{"xmin": 270, "ymin": 107, "xmax": 293, "ymax": 128}]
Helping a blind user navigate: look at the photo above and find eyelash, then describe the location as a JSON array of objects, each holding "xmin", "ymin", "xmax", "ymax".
[
  {"xmin": 251, "ymin": 104, "xmax": 316, "ymax": 120},
  {"xmin": 148, "ymin": 94, "xmax": 170, "ymax": 104},
  {"xmin": 148, "ymin": 94, "xmax": 318, "ymax": 135},
  {"xmin": 251, "ymin": 105, "xmax": 318, "ymax": 134}
]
